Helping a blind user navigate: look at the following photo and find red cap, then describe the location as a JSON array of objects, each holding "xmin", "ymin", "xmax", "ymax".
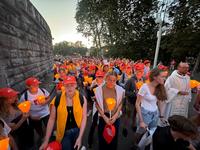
[
  {"xmin": 134, "ymin": 63, "xmax": 145, "ymax": 71},
  {"xmin": 96, "ymin": 70, "xmax": 105, "ymax": 77},
  {"xmin": 120, "ymin": 63, "xmax": 126, "ymax": 70},
  {"xmin": 89, "ymin": 65, "xmax": 96, "ymax": 71},
  {"xmin": 144, "ymin": 60, "xmax": 151, "ymax": 65},
  {"xmin": 0, "ymin": 88, "xmax": 19, "ymax": 98},
  {"xmin": 126, "ymin": 65, "xmax": 132, "ymax": 69},
  {"xmin": 63, "ymin": 76, "xmax": 77, "ymax": 85},
  {"xmin": 158, "ymin": 65, "xmax": 168, "ymax": 71},
  {"xmin": 60, "ymin": 65, "xmax": 67, "ymax": 69},
  {"xmin": 25, "ymin": 77, "xmax": 41, "ymax": 86}
]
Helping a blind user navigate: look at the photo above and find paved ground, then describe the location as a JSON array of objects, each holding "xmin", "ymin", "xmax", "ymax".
[{"xmin": 37, "ymin": 72, "xmax": 200, "ymax": 150}]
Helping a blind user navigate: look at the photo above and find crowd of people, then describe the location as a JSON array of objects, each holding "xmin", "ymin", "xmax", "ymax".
[{"xmin": 0, "ymin": 57, "xmax": 200, "ymax": 150}]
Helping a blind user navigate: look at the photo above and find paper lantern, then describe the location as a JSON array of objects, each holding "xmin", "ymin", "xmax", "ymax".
[
  {"xmin": 190, "ymin": 80, "xmax": 200, "ymax": 89},
  {"xmin": 136, "ymin": 81, "xmax": 144, "ymax": 90},
  {"xmin": 106, "ymin": 98, "xmax": 116, "ymax": 111},
  {"xmin": 18, "ymin": 101, "xmax": 31, "ymax": 113},
  {"xmin": 84, "ymin": 76, "xmax": 89, "ymax": 81},
  {"xmin": 87, "ymin": 77, "xmax": 93, "ymax": 84},
  {"xmin": 37, "ymin": 95, "xmax": 46, "ymax": 104},
  {"xmin": 103, "ymin": 125, "xmax": 116, "ymax": 144},
  {"xmin": 54, "ymin": 74, "xmax": 60, "ymax": 79},
  {"xmin": 84, "ymin": 76, "xmax": 93, "ymax": 84},
  {"xmin": 108, "ymin": 69, "xmax": 113, "ymax": 72},
  {"xmin": 45, "ymin": 141, "xmax": 62, "ymax": 150},
  {"xmin": 0, "ymin": 138, "xmax": 9, "ymax": 150}
]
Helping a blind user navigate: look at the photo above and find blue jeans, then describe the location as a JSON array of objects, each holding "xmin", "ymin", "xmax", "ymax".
[
  {"xmin": 61, "ymin": 128, "xmax": 79, "ymax": 150},
  {"xmin": 141, "ymin": 107, "xmax": 158, "ymax": 129}
]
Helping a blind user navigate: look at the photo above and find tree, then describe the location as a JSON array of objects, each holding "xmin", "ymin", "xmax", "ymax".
[
  {"xmin": 160, "ymin": 0, "xmax": 200, "ymax": 71},
  {"xmin": 76, "ymin": 0, "xmax": 158, "ymax": 60},
  {"xmin": 53, "ymin": 41, "xmax": 88, "ymax": 56},
  {"xmin": 75, "ymin": 0, "xmax": 104, "ymax": 52}
]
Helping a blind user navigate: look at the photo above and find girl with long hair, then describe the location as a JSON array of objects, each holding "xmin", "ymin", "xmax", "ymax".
[{"xmin": 136, "ymin": 68, "xmax": 167, "ymax": 130}]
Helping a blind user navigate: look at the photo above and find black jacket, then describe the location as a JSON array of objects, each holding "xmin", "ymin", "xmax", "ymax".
[{"xmin": 125, "ymin": 76, "xmax": 137, "ymax": 104}]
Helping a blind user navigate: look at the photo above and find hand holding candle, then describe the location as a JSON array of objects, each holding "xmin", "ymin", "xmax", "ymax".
[
  {"xmin": 37, "ymin": 95, "xmax": 46, "ymax": 105},
  {"xmin": 84, "ymin": 76, "xmax": 93, "ymax": 84},
  {"xmin": 190, "ymin": 80, "xmax": 200, "ymax": 89},
  {"xmin": 136, "ymin": 81, "xmax": 144, "ymax": 90},
  {"xmin": 54, "ymin": 74, "xmax": 60, "ymax": 79},
  {"xmin": 18, "ymin": 101, "xmax": 31, "ymax": 113},
  {"xmin": 106, "ymin": 98, "xmax": 116, "ymax": 119},
  {"xmin": 0, "ymin": 138, "xmax": 9, "ymax": 150}
]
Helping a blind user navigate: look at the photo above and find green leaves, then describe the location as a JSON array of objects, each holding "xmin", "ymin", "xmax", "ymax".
[
  {"xmin": 53, "ymin": 41, "xmax": 87, "ymax": 56},
  {"xmin": 75, "ymin": 0, "xmax": 158, "ymax": 59}
]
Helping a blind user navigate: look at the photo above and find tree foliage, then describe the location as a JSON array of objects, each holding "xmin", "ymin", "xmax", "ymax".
[
  {"xmin": 159, "ymin": 0, "xmax": 200, "ymax": 70},
  {"xmin": 53, "ymin": 41, "xmax": 88, "ymax": 56},
  {"xmin": 76, "ymin": 0, "xmax": 200, "ymax": 68},
  {"xmin": 76, "ymin": 0, "xmax": 159, "ymax": 60}
]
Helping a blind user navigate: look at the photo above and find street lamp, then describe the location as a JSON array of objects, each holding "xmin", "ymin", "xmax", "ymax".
[
  {"xmin": 153, "ymin": 0, "xmax": 169, "ymax": 68},
  {"xmin": 153, "ymin": 15, "xmax": 162, "ymax": 68}
]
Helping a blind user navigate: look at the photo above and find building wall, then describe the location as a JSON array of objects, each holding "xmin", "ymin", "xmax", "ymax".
[{"xmin": 0, "ymin": 0, "xmax": 53, "ymax": 91}]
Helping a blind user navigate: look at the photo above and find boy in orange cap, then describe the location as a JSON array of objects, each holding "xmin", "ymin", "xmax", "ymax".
[{"xmin": 20, "ymin": 77, "xmax": 50, "ymax": 143}]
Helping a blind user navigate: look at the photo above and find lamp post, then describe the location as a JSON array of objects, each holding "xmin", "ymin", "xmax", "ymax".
[
  {"xmin": 153, "ymin": 0, "xmax": 169, "ymax": 68},
  {"xmin": 153, "ymin": 16, "xmax": 162, "ymax": 68}
]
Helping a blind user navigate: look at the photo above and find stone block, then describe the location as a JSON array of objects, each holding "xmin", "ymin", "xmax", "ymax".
[{"xmin": 0, "ymin": 0, "xmax": 53, "ymax": 91}]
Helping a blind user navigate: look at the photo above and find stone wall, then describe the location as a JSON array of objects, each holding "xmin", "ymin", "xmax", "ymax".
[{"xmin": 0, "ymin": 0, "xmax": 53, "ymax": 91}]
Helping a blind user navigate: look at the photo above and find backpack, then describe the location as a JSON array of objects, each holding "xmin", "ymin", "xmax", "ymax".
[{"xmin": 24, "ymin": 88, "xmax": 45, "ymax": 101}]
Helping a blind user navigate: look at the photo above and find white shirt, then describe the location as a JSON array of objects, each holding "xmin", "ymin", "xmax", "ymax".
[
  {"xmin": 0, "ymin": 118, "xmax": 11, "ymax": 150},
  {"xmin": 138, "ymin": 83, "xmax": 158, "ymax": 112},
  {"xmin": 20, "ymin": 88, "xmax": 50, "ymax": 118},
  {"xmin": 0, "ymin": 118, "xmax": 11, "ymax": 137}
]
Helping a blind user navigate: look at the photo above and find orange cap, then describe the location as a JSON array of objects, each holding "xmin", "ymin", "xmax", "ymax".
[
  {"xmin": 63, "ymin": 76, "xmax": 77, "ymax": 85},
  {"xmin": 25, "ymin": 77, "xmax": 41, "ymax": 86},
  {"xmin": 126, "ymin": 65, "xmax": 132, "ymax": 70},
  {"xmin": 0, "ymin": 88, "xmax": 19, "ymax": 98},
  {"xmin": 144, "ymin": 60, "xmax": 151, "ymax": 65},
  {"xmin": 134, "ymin": 63, "xmax": 145, "ymax": 71},
  {"xmin": 157, "ymin": 65, "xmax": 168, "ymax": 71},
  {"xmin": 89, "ymin": 65, "xmax": 96, "ymax": 70},
  {"xmin": 96, "ymin": 70, "xmax": 105, "ymax": 77}
]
